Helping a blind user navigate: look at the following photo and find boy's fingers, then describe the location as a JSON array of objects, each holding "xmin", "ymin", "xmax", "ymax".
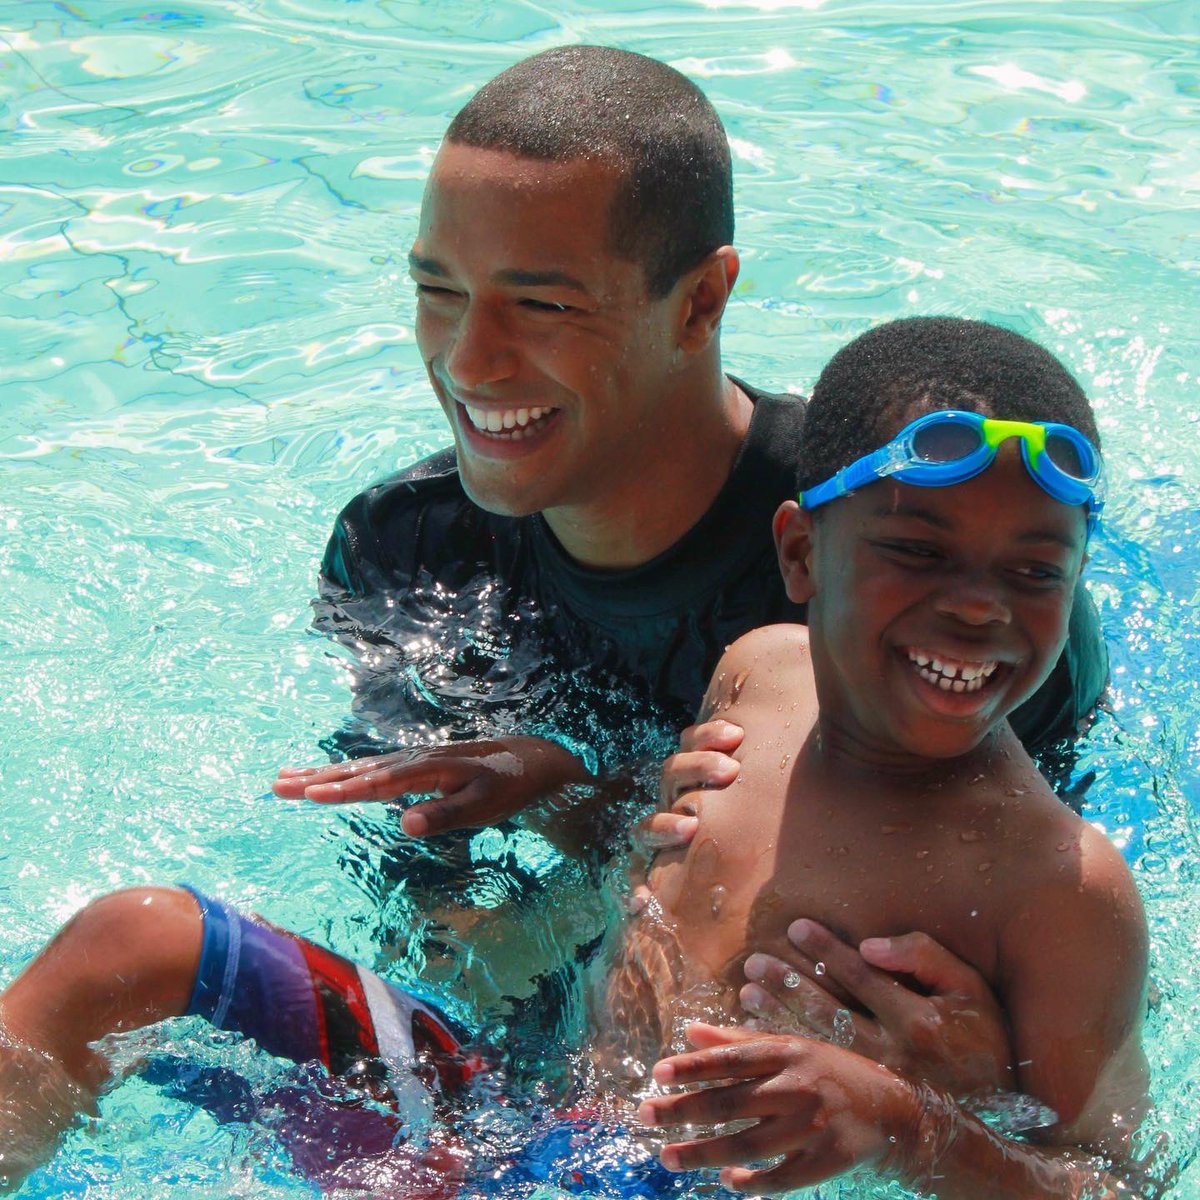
[
  {"xmin": 658, "ymin": 1116, "xmax": 802, "ymax": 1174},
  {"xmin": 859, "ymin": 930, "xmax": 993, "ymax": 1000},
  {"xmin": 658, "ymin": 751, "xmax": 740, "ymax": 805},
  {"xmin": 785, "ymin": 919, "xmax": 911, "ymax": 1014}
]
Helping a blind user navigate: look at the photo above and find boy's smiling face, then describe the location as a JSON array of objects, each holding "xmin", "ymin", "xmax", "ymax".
[{"xmin": 776, "ymin": 441, "xmax": 1090, "ymax": 765}]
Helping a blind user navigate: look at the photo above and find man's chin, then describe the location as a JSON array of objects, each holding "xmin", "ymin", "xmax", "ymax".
[{"xmin": 457, "ymin": 470, "xmax": 546, "ymax": 519}]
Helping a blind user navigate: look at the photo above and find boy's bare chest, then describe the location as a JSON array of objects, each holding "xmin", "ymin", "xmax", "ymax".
[{"xmin": 648, "ymin": 776, "xmax": 1019, "ymax": 991}]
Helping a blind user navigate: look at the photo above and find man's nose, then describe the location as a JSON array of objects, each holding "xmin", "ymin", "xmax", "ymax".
[{"xmin": 444, "ymin": 301, "xmax": 518, "ymax": 389}]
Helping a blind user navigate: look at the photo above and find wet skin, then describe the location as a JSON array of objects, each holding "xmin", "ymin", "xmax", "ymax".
[
  {"xmin": 618, "ymin": 447, "xmax": 1148, "ymax": 1195},
  {"xmin": 409, "ymin": 142, "xmax": 749, "ymax": 569},
  {"xmin": 781, "ymin": 440, "xmax": 1090, "ymax": 766}
]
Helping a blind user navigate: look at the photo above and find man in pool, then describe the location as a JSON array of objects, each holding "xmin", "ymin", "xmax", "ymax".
[
  {"xmin": 269, "ymin": 37, "xmax": 1106, "ymax": 1044},
  {"xmin": 0, "ymin": 47, "xmax": 1107, "ymax": 1185}
]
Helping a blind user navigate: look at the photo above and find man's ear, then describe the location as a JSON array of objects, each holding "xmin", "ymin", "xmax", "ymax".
[
  {"xmin": 774, "ymin": 500, "xmax": 817, "ymax": 603},
  {"xmin": 676, "ymin": 246, "xmax": 739, "ymax": 355}
]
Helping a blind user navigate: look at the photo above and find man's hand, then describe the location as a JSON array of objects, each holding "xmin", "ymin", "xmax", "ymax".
[
  {"xmin": 740, "ymin": 919, "xmax": 1014, "ymax": 1099},
  {"xmin": 657, "ymin": 718, "xmax": 742, "ymax": 806},
  {"xmin": 273, "ymin": 737, "xmax": 593, "ymax": 838},
  {"xmin": 639, "ymin": 1022, "xmax": 911, "ymax": 1193}
]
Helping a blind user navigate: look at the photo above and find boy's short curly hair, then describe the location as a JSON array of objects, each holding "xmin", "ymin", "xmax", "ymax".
[
  {"xmin": 445, "ymin": 45, "xmax": 733, "ymax": 298},
  {"xmin": 797, "ymin": 317, "xmax": 1100, "ymax": 493}
]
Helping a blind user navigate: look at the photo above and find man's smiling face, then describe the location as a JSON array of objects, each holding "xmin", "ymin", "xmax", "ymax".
[{"xmin": 409, "ymin": 142, "xmax": 684, "ymax": 526}]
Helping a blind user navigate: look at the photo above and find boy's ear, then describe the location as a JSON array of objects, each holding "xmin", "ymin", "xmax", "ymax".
[
  {"xmin": 773, "ymin": 500, "xmax": 817, "ymax": 603},
  {"xmin": 675, "ymin": 246, "xmax": 739, "ymax": 355}
]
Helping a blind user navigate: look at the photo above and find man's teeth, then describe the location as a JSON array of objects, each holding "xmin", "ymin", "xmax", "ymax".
[
  {"xmin": 463, "ymin": 404, "xmax": 555, "ymax": 436},
  {"xmin": 908, "ymin": 651, "xmax": 999, "ymax": 693}
]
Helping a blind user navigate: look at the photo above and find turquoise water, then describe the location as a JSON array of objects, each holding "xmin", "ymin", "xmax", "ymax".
[{"xmin": 1, "ymin": 0, "xmax": 1198, "ymax": 1195}]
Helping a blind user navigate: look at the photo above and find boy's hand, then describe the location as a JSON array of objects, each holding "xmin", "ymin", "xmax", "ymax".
[
  {"xmin": 273, "ymin": 737, "xmax": 593, "ymax": 837},
  {"xmin": 639, "ymin": 1022, "xmax": 911, "ymax": 1193},
  {"xmin": 740, "ymin": 919, "xmax": 1014, "ymax": 1099}
]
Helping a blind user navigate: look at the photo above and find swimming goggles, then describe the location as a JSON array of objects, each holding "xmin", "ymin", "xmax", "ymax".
[{"xmin": 799, "ymin": 409, "xmax": 1104, "ymax": 530}]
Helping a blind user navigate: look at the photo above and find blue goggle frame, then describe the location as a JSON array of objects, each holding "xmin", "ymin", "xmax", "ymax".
[{"xmin": 799, "ymin": 410, "xmax": 1104, "ymax": 533}]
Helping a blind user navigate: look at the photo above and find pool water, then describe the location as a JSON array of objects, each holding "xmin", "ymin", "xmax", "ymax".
[{"xmin": 2, "ymin": 1, "xmax": 1198, "ymax": 1196}]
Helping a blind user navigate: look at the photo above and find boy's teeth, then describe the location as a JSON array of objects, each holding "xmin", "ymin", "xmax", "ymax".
[
  {"xmin": 907, "ymin": 650, "xmax": 999, "ymax": 694},
  {"xmin": 465, "ymin": 404, "xmax": 555, "ymax": 436}
]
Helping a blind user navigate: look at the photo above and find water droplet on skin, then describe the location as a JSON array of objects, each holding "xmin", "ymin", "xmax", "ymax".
[
  {"xmin": 779, "ymin": 755, "xmax": 790, "ymax": 770},
  {"xmin": 978, "ymin": 861, "xmax": 993, "ymax": 872},
  {"xmin": 814, "ymin": 961, "xmax": 826, "ymax": 976},
  {"xmin": 960, "ymin": 829, "xmax": 984, "ymax": 842},
  {"xmin": 1056, "ymin": 842, "xmax": 1070, "ymax": 852},
  {"xmin": 709, "ymin": 885, "xmax": 727, "ymax": 917},
  {"xmin": 915, "ymin": 849, "xmax": 930, "ymax": 858},
  {"xmin": 832, "ymin": 1009, "xmax": 855, "ymax": 1047},
  {"xmin": 783, "ymin": 971, "xmax": 803, "ymax": 989}
]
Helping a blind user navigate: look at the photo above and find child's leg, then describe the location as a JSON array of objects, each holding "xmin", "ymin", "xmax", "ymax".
[
  {"xmin": 0, "ymin": 885, "xmax": 476, "ymax": 1188},
  {"xmin": 0, "ymin": 885, "xmax": 202, "ymax": 1184}
]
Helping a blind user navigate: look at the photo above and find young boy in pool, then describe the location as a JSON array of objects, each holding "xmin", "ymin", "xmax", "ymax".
[{"xmin": 602, "ymin": 317, "xmax": 1150, "ymax": 1197}]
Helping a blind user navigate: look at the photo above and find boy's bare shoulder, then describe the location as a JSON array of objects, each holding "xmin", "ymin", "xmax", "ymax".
[
  {"xmin": 992, "ymin": 775, "xmax": 1146, "ymax": 974},
  {"xmin": 701, "ymin": 624, "xmax": 814, "ymax": 721}
]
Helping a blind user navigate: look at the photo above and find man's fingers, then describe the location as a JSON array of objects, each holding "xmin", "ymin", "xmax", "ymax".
[
  {"xmin": 676, "ymin": 719, "xmax": 745, "ymax": 754},
  {"xmin": 657, "ymin": 751, "xmax": 740, "ymax": 806},
  {"xmin": 657, "ymin": 1116, "xmax": 803, "ymax": 1174},
  {"xmin": 397, "ymin": 777, "xmax": 496, "ymax": 837},
  {"xmin": 273, "ymin": 752, "xmax": 411, "ymax": 798},
  {"xmin": 652, "ymin": 1027, "xmax": 791, "ymax": 1088},
  {"xmin": 631, "ymin": 811, "xmax": 700, "ymax": 855},
  {"xmin": 741, "ymin": 960, "xmax": 882, "ymax": 1055},
  {"xmin": 303, "ymin": 759, "xmax": 458, "ymax": 805}
]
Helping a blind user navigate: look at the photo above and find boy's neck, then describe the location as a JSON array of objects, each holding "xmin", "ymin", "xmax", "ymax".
[{"xmin": 808, "ymin": 717, "xmax": 1015, "ymax": 790}]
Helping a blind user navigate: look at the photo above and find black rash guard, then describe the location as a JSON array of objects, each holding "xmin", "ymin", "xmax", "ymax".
[
  {"xmin": 312, "ymin": 381, "xmax": 1108, "ymax": 1064},
  {"xmin": 315, "ymin": 381, "xmax": 1107, "ymax": 781}
]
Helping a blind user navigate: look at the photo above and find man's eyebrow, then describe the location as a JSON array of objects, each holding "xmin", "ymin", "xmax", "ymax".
[
  {"xmin": 492, "ymin": 267, "xmax": 590, "ymax": 292},
  {"xmin": 872, "ymin": 502, "xmax": 1082, "ymax": 549},
  {"xmin": 406, "ymin": 255, "xmax": 591, "ymax": 294},
  {"xmin": 408, "ymin": 252, "xmax": 447, "ymax": 277}
]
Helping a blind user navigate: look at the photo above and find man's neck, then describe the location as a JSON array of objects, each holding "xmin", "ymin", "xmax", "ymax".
[{"xmin": 543, "ymin": 376, "xmax": 755, "ymax": 570}]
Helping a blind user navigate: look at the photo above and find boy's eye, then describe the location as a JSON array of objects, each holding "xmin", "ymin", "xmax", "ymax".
[
  {"xmin": 875, "ymin": 540, "xmax": 941, "ymax": 561},
  {"xmin": 1011, "ymin": 563, "xmax": 1067, "ymax": 585}
]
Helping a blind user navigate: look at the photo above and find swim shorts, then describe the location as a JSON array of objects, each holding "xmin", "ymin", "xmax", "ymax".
[
  {"xmin": 178, "ymin": 885, "xmax": 477, "ymax": 1103},
  {"xmin": 145, "ymin": 888, "xmax": 705, "ymax": 1197}
]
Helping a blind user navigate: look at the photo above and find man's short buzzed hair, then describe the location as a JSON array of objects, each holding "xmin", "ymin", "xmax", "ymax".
[
  {"xmin": 796, "ymin": 317, "xmax": 1101, "ymax": 492},
  {"xmin": 445, "ymin": 45, "xmax": 734, "ymax": 298}
]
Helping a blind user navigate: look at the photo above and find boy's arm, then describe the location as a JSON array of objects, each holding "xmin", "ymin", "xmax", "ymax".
[
  {"xmin": 997, "ymin": 821, "xmax": 1150, "ymax": 1157},
  {"xmin": 642, "ymin": 826, "xmax": 1153, "ymax": 1197}
]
